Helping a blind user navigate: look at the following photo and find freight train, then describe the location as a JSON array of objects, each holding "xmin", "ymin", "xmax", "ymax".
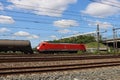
[
  {"xmin": 0, "ymin": 40, "xmax": 86, "ymax": 54},
  {"xmin": 37, "ymin": 42, "xmax": 86, "ymax": 53},
  {"xmin": 0, "ymin": 40, "xmax": 33, "ymax": 54}
]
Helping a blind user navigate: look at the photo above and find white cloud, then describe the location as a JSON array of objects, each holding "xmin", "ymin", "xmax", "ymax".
[
  {"xmin": 7, "ymin": 0, "xmax": 77, "ymax": 17},
  {"xmin": 82, "ymin": 0, "xmax": 120, "ymax": 17},
  {"xmin": 14, "ymin": 31, "xmax": 30, "ymax": 37},
  {"xmin": 13, "ymin": 31, "xmax": 39, "ymax": 39},
  {"xmin": 0, "ymin": 28, "xmax": 10, "ymax": 33},
  {"xmin": 58, "ymin": 29, "xmax": 71, "ymax": 34},
  {"xmin": 0, "ymin": 2, "xmax": 4, "ymax": 10},
  {"xmin": 89, "ymin": 21, "xmax": 113, "ymax": 29},
  {"xmin": 54, "ymin": 19, "xmax": 79, "ymax": 28},
  {"xmin": 27, "ymin": 34, "xmax": 39, "ymax": 39},
  {"xmin": 0, "ymin": 15, "xmax": 15, "ymax": 24},
  {"xmin": 50, "ymin": 35, "xmax": 58, "ymax": 40}
]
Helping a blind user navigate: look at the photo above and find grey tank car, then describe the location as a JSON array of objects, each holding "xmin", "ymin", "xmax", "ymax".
[{"xmin": 0, "ymin": 40, "xmax": 33, "ymax": 54}]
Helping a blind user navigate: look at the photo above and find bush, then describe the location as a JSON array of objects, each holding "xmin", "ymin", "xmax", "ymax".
[{"xmin": 77, "ymin": 50, "xmax": 86, "ymax": 54}]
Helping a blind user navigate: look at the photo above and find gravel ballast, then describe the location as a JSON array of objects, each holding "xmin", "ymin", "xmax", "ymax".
[{"xmin": 0, "ymin": 66, "xmax": 120, "ymax": 80}]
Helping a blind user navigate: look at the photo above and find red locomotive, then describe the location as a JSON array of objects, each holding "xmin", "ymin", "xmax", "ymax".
[{"xmin": 37, "ymin": 42, "xmax": 86, "ymax": 53}]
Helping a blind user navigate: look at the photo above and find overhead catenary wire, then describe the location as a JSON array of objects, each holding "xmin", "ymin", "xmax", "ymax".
[
  {"xmin": 90, "ymin": 0, "xmax": 120, "ymax": 8},
  {"xmin": 2, "ymin": 6, "xmax": 120, "ymax": 21},
  {"xmin": 0, "ymin": 0, "xmax": 81, "ymax": 17},
  {"xmin": 0, "ymin": 16, "xmax": 119, "ymax": 31},
  {"xmin": 2, "ymin": 25, "xmax": 97, "ymax": 31},
  {"xmin": 1, "ymin": 9, "xmax": 120, "ymax": 27},
  {"xmin": 2, "ymin": 0, "xmax": 120, "ymax": 16},
  {"xmin": 1, "ymin": 12, "xmax": 120, "ymax": 29},
  {"xmin": 0, "ymin": 0, "xmax": 120, "ymax": 24},
  {"xmin": 2, "ymin": 10, "xmax": 120, "ymax": 23},
  {"xmin": 0, "ymin": 12, "xmax": 119, "ymax": 33},
  {"xmin": 0, "ymin": 0, "xmax": 120, "ymax": 20},
  {"xmin": 0, "ymin": 0, "xmax": 119, "ymax": 39},
  {"xmin": 0, "ymin": 1, "xmax": 119, "ymax": 29}
]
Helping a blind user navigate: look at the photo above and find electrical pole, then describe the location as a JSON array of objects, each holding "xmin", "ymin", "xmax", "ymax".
[
  {"xmin": 113, "ymin": 28, "xmax": 116, "ymax": 53},
  {"xmin": 115, "ymin": 31, "xmax": 118, "ymax": 52},
  {"xmin": 112, "ymin": 28, "xmax": 120, "ymax": 53},
  {"xmin": 97, "ymin": 24, "xmax": 100, "ymax": 53}
]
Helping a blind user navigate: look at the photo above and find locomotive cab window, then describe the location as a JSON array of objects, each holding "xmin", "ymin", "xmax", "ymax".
[{"xmin": 43, "ymin": 44, "xmax": 45, "ymax": 46}]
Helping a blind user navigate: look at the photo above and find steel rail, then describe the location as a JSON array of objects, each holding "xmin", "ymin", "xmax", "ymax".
[
  {"xmin": 0, "ymin": 61, "xmax": 120, "ymax": 75},
  {"xmin": 0, "ymin": 55, "xmax": 120, "ymax": 63}
]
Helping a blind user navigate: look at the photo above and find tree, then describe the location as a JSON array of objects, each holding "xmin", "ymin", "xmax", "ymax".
[{"xmin": 49, "ymin": 35, "xmax": 96, "ymax": 44}]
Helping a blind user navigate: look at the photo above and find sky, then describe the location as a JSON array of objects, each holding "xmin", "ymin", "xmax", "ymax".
[{"xmin": 0, "ymin": 0, "xmax": 120, "ymax": 47}]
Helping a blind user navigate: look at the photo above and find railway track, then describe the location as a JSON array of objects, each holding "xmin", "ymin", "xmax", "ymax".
[
  {"xmin": 0, "ymin": 54, "xmax": 120, "ymax": 75},
  {"xmin": 0, "ymin": 61, "xmax": 120, "ymax": 75},
  {"xmin": 0, "ymin": 54, "xmax": 120, "ymax": 63}
]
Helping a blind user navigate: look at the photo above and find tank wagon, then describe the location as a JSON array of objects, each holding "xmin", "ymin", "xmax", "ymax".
[
  {"xmin": 0, "ymin": 40, "xmax": 33, "ymax": 54},
  {"xmin": 37, "ymin": 42, "xmax": 86, "ymax": 53}
]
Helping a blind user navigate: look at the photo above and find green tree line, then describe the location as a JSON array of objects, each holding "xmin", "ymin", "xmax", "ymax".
[{"xmin": 49, "ymin": 35, "xmax": 96, "ymax": 44}]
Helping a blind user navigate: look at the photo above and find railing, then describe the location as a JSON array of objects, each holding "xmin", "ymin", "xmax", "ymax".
[{"xmin": 102, "ymin": 35, "xmax": 120, "ymax": 41}]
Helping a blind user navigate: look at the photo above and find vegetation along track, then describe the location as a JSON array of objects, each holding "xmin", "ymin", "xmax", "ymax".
[{"xmin": 0, "ymin": 54, "xmax": 120, "ymax": 63}]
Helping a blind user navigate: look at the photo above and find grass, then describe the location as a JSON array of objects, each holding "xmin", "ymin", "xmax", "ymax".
[{"xmin": 85, "ymin": 42, "xmax": 107, "ymax": 48}]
